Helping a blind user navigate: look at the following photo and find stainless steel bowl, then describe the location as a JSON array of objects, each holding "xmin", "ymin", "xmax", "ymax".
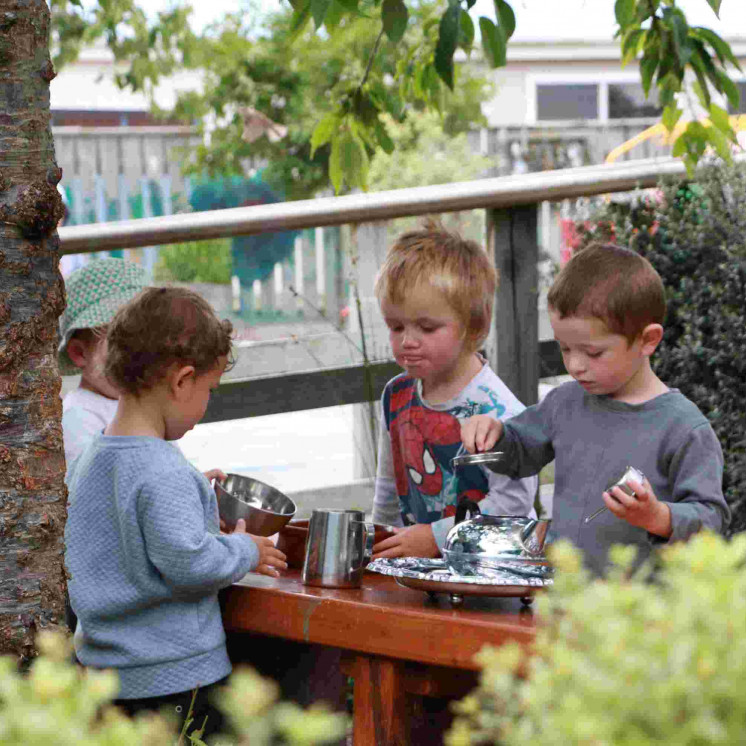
[{"xmin": 215, "ymin": 473, "xmax": 297, "ymax": 536}]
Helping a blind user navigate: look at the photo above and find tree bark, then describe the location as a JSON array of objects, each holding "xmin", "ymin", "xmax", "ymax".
[{"xmin": 0, "ymin": 0, "xmax": 67, "ymax": 660}]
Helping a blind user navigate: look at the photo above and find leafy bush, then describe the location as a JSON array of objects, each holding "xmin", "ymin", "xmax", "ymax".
[
  {"xmin": 572, "ymin": 162, "xmax": 746, "ymax": 533},
  {"xmin": 0, "ymin": 632, "xmax": 347, "ymax": 745},
  {"xmin": 447, "ymin": 532, "xmax": 746, "ymax": 745},
  {"xmin": 155, "ymin": 238, "xmax": 233, "ymax": 285}
]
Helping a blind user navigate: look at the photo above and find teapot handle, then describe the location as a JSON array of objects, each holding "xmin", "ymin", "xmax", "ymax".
[{"xmin": 455, "ymin": 498, "xmax": 481, "ymax": 526}]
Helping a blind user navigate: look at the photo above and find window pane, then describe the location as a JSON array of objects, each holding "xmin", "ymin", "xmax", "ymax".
[
  {"xmin": 537, "ymin": 84, "xmax": 598, "ymax": 121},
  {"xmin": 608, "ymin": 83, "xmax": 661, "ymax": 119}
]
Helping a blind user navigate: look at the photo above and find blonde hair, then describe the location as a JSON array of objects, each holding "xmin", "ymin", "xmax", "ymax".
[{"xmin": 374, "ymin": 220, "xmax": 497, "ymax": 350}]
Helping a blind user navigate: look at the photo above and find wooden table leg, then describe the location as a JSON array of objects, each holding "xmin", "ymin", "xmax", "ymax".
[{"xmin": 349, "ymin": 654, "xmax": 408, "ymax": 746}]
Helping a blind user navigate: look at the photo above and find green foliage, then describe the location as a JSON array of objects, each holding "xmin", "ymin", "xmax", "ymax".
[
  {"xmin": 154, "ymin": 238, "xmax": 233, "ymax": 284},
  {"xmin": 0, "ymin": 631, "xmax": 347, "ymax": 745},
  {"xmin": 170, "ymin": 2, "xmax": 490, "ymax": 199},
  {"xmin": 49, "ymin": 0, "xmax": 741, "ymax": 193},
  {"xmin": 573, "ymin": 161, "xmax": 746, "ymax": 532},
  {"xmin": 368, "ymin": 111, "xmax": 491, "ymax": 243},
  {"xmin": 448, "ymin": 532, "xmax": 746, "ymax": 745},
  {"xmin": 614, "ymin": 0, "xmax": 741, "ymax": 174}
]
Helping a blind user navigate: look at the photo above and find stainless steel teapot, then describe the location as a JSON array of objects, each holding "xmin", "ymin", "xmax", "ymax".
[{"xmin": 442, "ymin": 499, "xmax": 551, "ymax": 576}]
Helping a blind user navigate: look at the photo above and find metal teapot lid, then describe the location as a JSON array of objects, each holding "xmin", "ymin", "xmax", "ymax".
[{"xmin": 451, "ymin": 451, "xmax": 505, "ymax": 469}]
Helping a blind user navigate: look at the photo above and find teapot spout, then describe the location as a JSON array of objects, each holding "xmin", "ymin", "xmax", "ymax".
[{"xmin": 519, "ymin": 518, "xmax": 551, "ymax": 555}]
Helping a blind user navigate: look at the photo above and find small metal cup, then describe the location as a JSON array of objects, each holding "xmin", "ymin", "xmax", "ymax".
[
  {"xmin": 585, "ymin": 465, "xmax": 646, "ymax": 524},
  {"xmin": 302, "ymin": 509, "xmax": 375, "ymax": 588}
]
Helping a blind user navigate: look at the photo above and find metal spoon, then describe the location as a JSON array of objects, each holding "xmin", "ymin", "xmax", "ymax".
[{"xmin": 584, "ymin": 505, "xmax": 608, "ymax": 524}]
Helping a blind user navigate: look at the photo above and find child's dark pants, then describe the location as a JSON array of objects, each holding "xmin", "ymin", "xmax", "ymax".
[{"xmin": 114, "ymin": 677, "xmax": 229, "ymax": 742}]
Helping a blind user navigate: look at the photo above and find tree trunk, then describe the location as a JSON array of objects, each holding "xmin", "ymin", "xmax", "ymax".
[{"xmin": 0, "ymin": 0, "xmax": 67, "ymax": 660}]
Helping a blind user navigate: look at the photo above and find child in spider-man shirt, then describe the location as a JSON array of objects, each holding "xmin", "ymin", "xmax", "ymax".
[{"xmin": 371, "ymin": 220, "xmax": 538, "ymax": 559}]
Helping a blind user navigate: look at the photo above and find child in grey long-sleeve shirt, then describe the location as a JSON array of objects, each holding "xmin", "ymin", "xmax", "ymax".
[
  {"xmin": 462, "ymin": 243, "xmax": 729, "ymax": 575},
  {"xmin": 65, "ymin": 287, "xmax": 286, "ymax": 740}
]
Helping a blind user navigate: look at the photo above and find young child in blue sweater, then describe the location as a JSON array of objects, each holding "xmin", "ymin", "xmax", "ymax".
[{"xmin": 64, "ymin": 286, "xmax": 286, "ymax": 740}]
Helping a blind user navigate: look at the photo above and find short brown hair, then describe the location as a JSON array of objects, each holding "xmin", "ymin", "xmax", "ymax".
[
  {"xmin": 374, "ymin": 219, "xmax": 497, "ymax": 350},
  {"xmin": 547, "ymin": 243, "xmax": 666, "ymax": 342},
  {"xmin": 106, "ymin": 287, "xmax": 233, "ymax": 395}
]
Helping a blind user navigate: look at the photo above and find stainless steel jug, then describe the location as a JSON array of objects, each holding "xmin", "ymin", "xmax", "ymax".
[{"xmin": 301, "ymin": 509, "xmax": 375, "ymax": 588}]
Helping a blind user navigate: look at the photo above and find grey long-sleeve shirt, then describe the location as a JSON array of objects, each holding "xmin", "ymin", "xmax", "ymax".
[{"xmin": 492, "ymin": 381, "xmax": 729, "ymax": 575}]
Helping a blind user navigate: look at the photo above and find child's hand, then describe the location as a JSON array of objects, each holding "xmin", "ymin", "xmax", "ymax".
[
  {"xmin": 461, "ymin": 415, "xmax": 503, "ymax": 453},
  {"xmin": 207, "ymin": 470, "xmax": 229, "ymax": 531},
  {"xmin": 204, "ymin": 468, "xmax": 227, "ymax": 484},
  {"xmin": 232, "ymin": 519, "xmax": 288, "ymax": 576},
  {"xmin": 603, "ymin": 478, "xmax": 672, "ymax": 538},
  {"xmin": 372, "ymin": 524, "xmax": 439, "ymax": 559}
]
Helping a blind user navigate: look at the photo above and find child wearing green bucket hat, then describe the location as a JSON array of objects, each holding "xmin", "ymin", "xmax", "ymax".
[{"xmin": 59, "ymin": 258, "xmax": 149, "ymax": 470}]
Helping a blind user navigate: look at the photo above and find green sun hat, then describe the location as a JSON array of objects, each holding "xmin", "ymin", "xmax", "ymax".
[{"xmin": 58, "ymin": 258, "xmax": 149, "ymax": 376}]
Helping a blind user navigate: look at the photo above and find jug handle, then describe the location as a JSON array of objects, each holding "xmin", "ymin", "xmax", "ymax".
[
  {"xmin": 454, "ymin": 498, "xmax": 481, "ymax": 526},
  {"xmin": 352, "ymin": 521, "xmax": 377, "ymax": 570},
  {"xmin": 363, "ymin": 522, "xmax": 376, "ymax": 561}
]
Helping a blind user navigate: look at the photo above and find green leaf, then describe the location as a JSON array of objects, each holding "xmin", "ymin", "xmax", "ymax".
[
  {"xmin": 672, "ymin": 134, "xmax": 687, "ymax": 158},
  {"xmin": 479, "ymin": 16, "xmax": 506, "ymax": 68},
  {"xmin": 459, "ymin": 10, "xmax": 475, "ymax": 54},
  {"xmin": 342, "ymin": 129, "xmax": 369, "ymax": 191},
  {"xmin": 657, "ymin": 72, "xmax": 680, "ymax": 109},
  {"xmin": 704, "ymin": 0, "xmax": 722, "ymax": 16},
  {"xmin": 691, "ymin": 39, "xmax": 723, "ymax": 92},
  {"xmin": 310, "ymin": 0, "xmax": 331, "ymax": 29},
  {"xmin": 667, "ymin": 9, "xmax": 692, "ymax": 68},
  {"xmin": 708, "ymin": 103, "xmax": 731, "ymax": 135},
  {"xmin": 310, "ymin": 113, "xmax": 340, "ymax": 157},
  {"xmin": 715, "ymin": 70, "xmax": 740, "ymax": 111},
  {"xmin": 382, "ymin": 0, "xmax": 408, "ymax": 43},
  {"xmin": 494, "ymin": 0, "xmax": 516, "ymax": 40},
  {"xmin": 662, "ymin": 104, "xmax": 683, "ymax": 133},
  {"xmin": 352, "ymin": 89, "xmax": 379, "ymax": 127},
  {"xmin": 614, "ymin": 0, "xmax": 635, "ymax": 29},
  {"xmin": 288, "ymin": 1, "xmax": 312, "ymax": 42},
  {"xmin": 329, "ymin": 131, "xmax": 344, "ymax": 194},
  {"xmin": 425, "ymin": 63, "xmax": 444, "ymax": 111},
  {"xmin": 706, "ymin": 122, "xmax": 733, "ymax": 162},
  {"xmin": 640, "ymin": 52, "xmax": 658, "ymax": 97},
  {"xmin": 434, "ymin": 3, "xmax": 460, "ymax": 90},
  {"xmin": 334, "ymin": 0, "xmax": 359, "ymax": 10},
  {"xmin": 621, "ymin": 28, "xmax": 644, "ymax": 66},
  {"xmin": 694, "ymin": 27, "xmax": 742, "ymax": 72},
  {"xmin": 373, "ymin": 119, "xmax": 394, "ymax": 154},
  {"xmin": 692, "ymin": 76, "xmax": 711, "ymax": 109}
]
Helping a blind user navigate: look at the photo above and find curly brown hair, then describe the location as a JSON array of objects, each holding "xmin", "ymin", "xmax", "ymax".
[{"xmin": 105, "ymin": 287, "xmax": 234, "ymax": 395}]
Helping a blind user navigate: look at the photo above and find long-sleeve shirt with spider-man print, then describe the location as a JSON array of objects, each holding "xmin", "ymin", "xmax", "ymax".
[{"xmin": 373, "ymin": 360, "xmax": 538, "ymax": 549}]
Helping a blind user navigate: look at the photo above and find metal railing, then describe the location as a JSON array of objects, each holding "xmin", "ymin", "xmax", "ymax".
[{"xmin": 57, "ymin": 155, "xmax": 689, "ymax": 421}]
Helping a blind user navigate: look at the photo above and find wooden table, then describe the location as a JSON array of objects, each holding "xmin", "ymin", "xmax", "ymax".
[{"xmin": 222, "ymin": 569, "xmax": 537, "ymax": 745}]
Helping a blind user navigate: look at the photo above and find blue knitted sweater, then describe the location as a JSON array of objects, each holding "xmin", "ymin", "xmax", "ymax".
[{"xmin": 64, "ymin": 435, "xmax": 259, "ymax": 699}]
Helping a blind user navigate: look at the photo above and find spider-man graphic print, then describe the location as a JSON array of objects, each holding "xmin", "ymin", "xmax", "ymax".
[{"xmin": 383, "ymin": 375, "xmax": 505, "ymax": 525}]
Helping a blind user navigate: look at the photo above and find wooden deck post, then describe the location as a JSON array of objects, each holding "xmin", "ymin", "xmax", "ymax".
[{"xmin": 489, "ymin": 205, "xmax": 540, "ymax": 407}]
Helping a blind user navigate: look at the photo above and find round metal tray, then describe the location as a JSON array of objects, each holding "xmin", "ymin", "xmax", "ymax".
[{"xmin": 395, "ymin": 575, "xmax": 541, "ymax": 606}]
